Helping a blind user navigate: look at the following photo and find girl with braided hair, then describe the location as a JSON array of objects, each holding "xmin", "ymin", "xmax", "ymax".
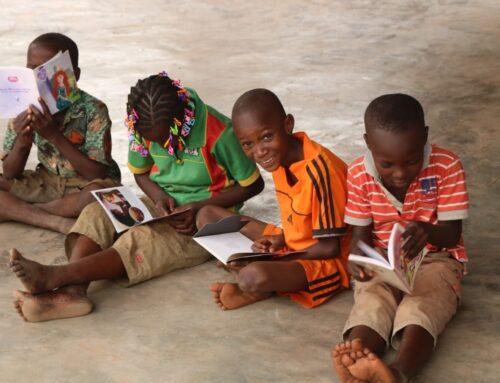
[{"xmin": 8, "ymin": 73, "xmax": 264, "ymax": 322}]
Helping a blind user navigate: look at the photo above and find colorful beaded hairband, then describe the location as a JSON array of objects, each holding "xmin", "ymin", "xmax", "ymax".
[{"xmin": 126, "ymin": 72, "xmax": 196, "ymax": 158}]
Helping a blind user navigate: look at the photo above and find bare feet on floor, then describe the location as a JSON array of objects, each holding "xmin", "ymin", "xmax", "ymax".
[
  {"xmin": 209, "ymin": 282, "xmax": 270, "ymax": 310},
  {"xmin": 8, "ymin": 248, "xmax": 59, "ymax": 294},
  {"xmin": 13, "ymin": 287, "xmax": 93, "ymax": 322},
  {"xmin": 332, "ymin": 339, "xmax": 397, "ymax": 383}
]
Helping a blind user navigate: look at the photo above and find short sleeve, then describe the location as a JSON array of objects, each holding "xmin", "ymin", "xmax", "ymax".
[
  {"xmin": 127, "ymin": 139, "xmax": 154, "ymax": 174},
  {"xmin": 83, "ymin": 103, "xmax": 113, "ymax": 166},
  {"xmin": 344, "ymin": 164, "xmax": 373, "ymax": 226},
  {"xmin": 309, "ymin": 154, "xmax": 348, "ymax": 238},
  {"xmin": 212, "ymin": 127, "xmax": 260, "ymax": 187},
  {"xmin": 437, "ymin": 157, "xmax": 469, "ymax": 220},
  {"xmin": 2, "ymin": 119, "xmax": 17, "ymax": 158}
]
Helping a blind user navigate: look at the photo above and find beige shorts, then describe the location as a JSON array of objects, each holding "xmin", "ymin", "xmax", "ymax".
[
  {"xmin": 8, "ymin": 164, "xmax": 118, "ymax": 203},
  {"xmin": 65, "ymin": 198, "xmax": 212, "ymax": 286},
  {"xmin": 343, "ymin": 252, "xmax": 464, "ymax": 349}
]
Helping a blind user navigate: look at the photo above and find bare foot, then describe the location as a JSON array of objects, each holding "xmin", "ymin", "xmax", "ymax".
[
  {"xmin": 209, "ymin": 282, "xmax": 270, "ymax": 310},
  {"xmin": 8, "ymin": 248, "xmax": 60, "ymax": 294},
  {"xmin": 13, "ymin": 287, "xmax": 93, "ymax": 322},
  {"xmin": 332, "ymin": 339, "xmax": 396, "ymax": 383}
]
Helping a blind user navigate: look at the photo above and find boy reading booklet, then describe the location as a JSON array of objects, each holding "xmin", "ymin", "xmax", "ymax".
[
  {"xmin": 348, "ymin": 223, "xmax": 427, "ymax": 294},
  {"xmin": 0, "ymin": 50, "xmax": 80, "ymax": 118}
]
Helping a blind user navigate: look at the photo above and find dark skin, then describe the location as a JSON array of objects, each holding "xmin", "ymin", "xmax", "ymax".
[
  {"xmin": 2, "ymin": 42, "xmax": 106, "ymax": 181},
  {"xmin": 346, "ymin": 124, "xmax": 463, "ymax": 382}
]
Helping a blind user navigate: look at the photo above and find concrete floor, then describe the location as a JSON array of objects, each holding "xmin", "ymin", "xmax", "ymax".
[{"xmin": 1, "ymin": 1, "xmax": 499, "ymax": 382}]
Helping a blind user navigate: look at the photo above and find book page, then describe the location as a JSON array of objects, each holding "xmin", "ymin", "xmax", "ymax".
[
  {"xmin": 34, "ymin": 50, "xmax": 80, "ymax": 114},
  {"xmin": 91, "ymin": 186, "xmax": 154, "ymax": 233},
  {"xmin": 194, "ymin": 231, "xmax": 255, "ymax": 264},
  {"xmin": 0, "ymin": 67, "xmax": 42, "ymax": 118}
]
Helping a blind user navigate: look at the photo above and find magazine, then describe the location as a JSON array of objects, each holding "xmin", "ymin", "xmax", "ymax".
[
  {"xmin": 91, "ymin": 186, "xmax": 190, "ymax": 234},
  {"xmin": 348, "ymin": 223, "xmax": 428, "ymax": 293},
  {"xmin": 0, "ymin": 50, "xmax": 80, "ymax": 118},
  {"xmin": 194, "ymin": 215, "xmax": 304, "ymax": 265}
]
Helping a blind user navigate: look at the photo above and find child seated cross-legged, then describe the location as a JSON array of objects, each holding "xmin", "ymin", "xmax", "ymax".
[
  {"xmin": 0, "ymin": 33, "xmax": 121, "ymax": 233},
  {"xmin": 197, "ymin": 88, "xmax": 351, "ymax": 310},
  {"xmin": 332, "ymin": 94, "xmax": 469, "ymax": 383},
  {"xmin": 8, "ymin": 73, "xmax": 264, "ymax": 322}
]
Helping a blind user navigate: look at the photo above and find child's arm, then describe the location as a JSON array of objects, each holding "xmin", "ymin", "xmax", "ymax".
[
  {"xmin": 134, "ymin": 173, "xmax": 175, "ymax": 215},
  {"xmin": 279, "ymin": 236, "xmax": 341, "ymax": 261},
  {"xmin": 2, "ymin": 111, "xmax": 33, "ymax": 179},
  {"xmin": 402, "ymin": 220, "xmax": 462, "ymax": 259},
  {"xmin": 349, "ymin": 224, "xmax": 377, "ymax": 282},
  {"xmin": 28, "ymin": 101, "xmax": 108, "ymax": 180}
]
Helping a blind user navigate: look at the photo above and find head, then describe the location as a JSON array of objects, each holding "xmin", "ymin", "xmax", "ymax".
[
  {"xmin": 127, "ymin": 74, "xmax": 187, "ymax": 146},
  {"xmin": 27, "ymin": 33, "xmax": 80, "ymax": 80},
  {"xmin": 364, "ymin": 93, "xmax": 428, "ymax": 190},
  {"xmin": 231, "ymin": 88, "xmax": 296, "ymax": 172}
]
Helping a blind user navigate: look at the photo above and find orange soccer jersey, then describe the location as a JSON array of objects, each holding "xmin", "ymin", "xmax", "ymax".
[{"xmin": 265, "ymin": 132, "xmax": 350, "ymax": 308}]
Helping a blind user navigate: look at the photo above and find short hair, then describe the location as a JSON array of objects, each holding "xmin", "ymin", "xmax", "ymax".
[
  {"xmin": 232, "ymin": 88, "xmax": 286, "ymax": 122},
  {"xmin": 127, "ymin": 74, "xmax": 185, "ymax": 131},
  {"xmin": 30, "ymin": 33, "xmax": 79, "ymax": 68},
  {"xmin": 364, "ymin": 93, "xmax": 425, "ymax": 133}
]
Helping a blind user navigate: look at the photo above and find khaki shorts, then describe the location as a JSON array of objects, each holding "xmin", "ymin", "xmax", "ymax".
[
  {"xmin": 65, "ymin": 198, "xmax": 212, "ymax": 286},
  {"xmin": 7, "ymin": 164, "xmax": 118, "ymax": 203},
  {"xmin": 343, "ymin": 252, "xmax": 464, "ymax": 349}
]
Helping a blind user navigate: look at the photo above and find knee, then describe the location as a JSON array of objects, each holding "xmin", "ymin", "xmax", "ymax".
[
  {"xmin": 76, "ymin": 188, "xmax": 100, "ymax": 213},
  {"xmin": 238, "ymin": 263, "xmax": 270, "ymax": 292},
  {"xmin": 196, "ymin": 205, "xmax": 228, "ymax": 229}
]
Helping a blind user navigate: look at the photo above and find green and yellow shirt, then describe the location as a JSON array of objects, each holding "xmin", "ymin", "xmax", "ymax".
[
  {"xmin": 127, "ymin": 88, "xmax": 260, "ymax": 209},
  {"xmin": 3, "ymin": 90, "xmax": 121, "ymax": 180}
]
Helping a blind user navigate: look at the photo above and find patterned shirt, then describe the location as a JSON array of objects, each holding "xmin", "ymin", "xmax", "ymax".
[
  {"xmin": 127, "ymin": 88, "xmax": 260, "ymax": 208},
  {"xmin": 344, "ymin": 143, "xmax": 469, "ymax": 262},
  {"xmin": 2, "ymin": 90, "xmax": 120, "ymax": 180}
]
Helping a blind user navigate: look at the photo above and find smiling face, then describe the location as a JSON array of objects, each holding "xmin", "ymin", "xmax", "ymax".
[
  {"xmin": 365, "ymin": 125, "xmax": 427, "ymax": 192},
  {"xmin": 233, "ymin": 110, "xmax": 295, "ymax": 172}
]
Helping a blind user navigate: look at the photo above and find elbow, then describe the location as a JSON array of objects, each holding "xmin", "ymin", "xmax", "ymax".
[{"xmin": 246, "ymin": 176, "xmax": 265, "ymax": 198}]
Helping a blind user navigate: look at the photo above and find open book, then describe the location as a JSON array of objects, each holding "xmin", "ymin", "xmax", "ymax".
[
  {"xmin": 348, "ymin": 223, "xmax": 428, "ymax": 293},
  {"xmin": 194, "ymin": 215, "xmax": 303, "ymax": 265},
  {"xmin": 0, "ymin": 50, "xmax": 80, "ymax": 118},
  {"xmin": 91, "ymin": 186, "xmax": 190, "ymax": 234}
]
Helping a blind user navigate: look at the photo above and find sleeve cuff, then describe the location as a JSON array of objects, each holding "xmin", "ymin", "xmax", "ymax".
[
  {"xmin": 438, "ymin": 209, "xmax": 469, "ymax": 221},
  {"xmin": 344, "ymin": 215, "xmax": 372, "ymax": 226},
  {"xmin": 238, "ymin": 169, "xmax": 261, "ymax": 187},
  {"xmin": 127, "ymin": 162, "xmax": 152, "ymax": 174},
  {"xmin": 313, "ymin": 226, "xmax": 348, "ymax": 238}
]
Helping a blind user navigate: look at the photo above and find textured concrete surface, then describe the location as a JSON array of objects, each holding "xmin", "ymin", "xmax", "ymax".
[{"xmin": 0, "ymin": 1, "xmax": 499, "ymax": 382}]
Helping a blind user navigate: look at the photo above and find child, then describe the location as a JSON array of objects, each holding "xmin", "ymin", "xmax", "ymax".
[
  {"xmin": 8, "ymin": 73, "xmax": 264, "ymax": 322},
  {"xmin": 197, "ymin": 88, "xmax": 351, "ymax": 310},
  {"xmin": 0, "ymin": 32, "xmax": 121, "ymax": 233},
  {"xmin": 332, "ymin": 94, "xmax": 469, "ymax": 383}
]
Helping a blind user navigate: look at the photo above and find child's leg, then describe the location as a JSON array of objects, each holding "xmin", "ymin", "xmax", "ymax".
[
  {"xmin": 0, "ymin": 190, "xmax": 74, "ymax": 233},
  {"xmin": 210, "ymin": 260, "xmax": 308, "ymax": 310}
]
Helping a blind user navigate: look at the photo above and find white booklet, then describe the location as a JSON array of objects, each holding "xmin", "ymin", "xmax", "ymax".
[
  {"xmin": 194, "ymin": 215, "xmax": 304, "ymax": 265},
  {"xmin": 91, "ymin": 186, "xmax": 190, "ymax": 234},
  {"xmin": 0, "ymin": 50, "xmax": 80, "ymax": 118},
  {"xmin": 348, "ymin": 223, "xmax": 428, "ymax": 293}
]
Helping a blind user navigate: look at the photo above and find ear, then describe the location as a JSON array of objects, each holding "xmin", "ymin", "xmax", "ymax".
[
  {"xmin": 363, "ymin": 132, "xmax": 371, "ymax": 150},
  {"xmin": 74, "ymin": 67, "xmax": 81, "ymax": 82},
  {"xmin": 423, "ymin": 125, "xmax": 429, "ymax": 142},
  {"xmin": 284, "ymin": 114, "xmax": 294, "ymax": 135}
]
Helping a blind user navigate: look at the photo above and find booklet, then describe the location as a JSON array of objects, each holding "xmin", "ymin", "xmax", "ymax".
[
  {"xmin": 348, "ymin": 223, "xmax": 428, "ymax": 293},
  {"xmin": 0, "ymin": 50, "xmax": 80, "ymax": 118},
  {"xmin": 91, "ymin": 186, "xmax": 190, "ymax": 234},
  {"xmin": 194, "ymin": 215, "xmax": 303, "ymax": 265}
]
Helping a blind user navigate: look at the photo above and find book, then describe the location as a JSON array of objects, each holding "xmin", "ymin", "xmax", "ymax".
[
  {"xmin": 0, "ymin": 50, "xmax": 80, "ymax": 118},
  {"xmin": 348, "ymin": 223, "xmax": 428, "ymax": 293},
  {"xmin": 193, "ymin": 215, "xmax": 303, "ymax": 265},
  {"xmin": 91, "ymin": 186, "xmax": 190, "ymax": 234}
]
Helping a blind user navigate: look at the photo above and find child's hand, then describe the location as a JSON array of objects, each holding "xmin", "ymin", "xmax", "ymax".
[
  {"xmin": 402, "ymin": 222, "xmax": 429, "ymax": 260},
  {"xmin": 12, "ymin": 111, "xmax": 33, "ymax": 147},
  {"xmin": 349, "ymin": 263, "xmax": 376, "ymax": 282},
  {"xmin": 167, "ymin": 203, "xmax": 198, "ymax": 235},
  {"xmin": 154, "ymin": 196, "xmax": 176, "ymax": 216},
  {"xmin": 251, "ymin": 234, "xmax": 285, "ymax": 253},
  {"xmin": 28, "ymin": 99, "xmax": 60, "ymax": 141}
]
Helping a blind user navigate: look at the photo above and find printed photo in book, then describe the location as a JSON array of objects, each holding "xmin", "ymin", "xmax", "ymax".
[
  {"xmin": 91, "ymin": 186, "xmax": 190, "ymax": 234},
  {"xmin": 0, "ymin": 50, "xmax": 80, "ymax": 118},
  {"xmin": 348, "ymin": 223, "xmax": 428, "ymax": 293},
  {"xmin": 194, "ymin": 215, "xmax": 304, "ymax": 265}
]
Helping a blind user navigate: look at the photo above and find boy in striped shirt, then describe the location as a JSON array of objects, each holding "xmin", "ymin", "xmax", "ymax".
[{"xmin": 332, "ymin": 94, "xmax": 469, "ymax": 383}]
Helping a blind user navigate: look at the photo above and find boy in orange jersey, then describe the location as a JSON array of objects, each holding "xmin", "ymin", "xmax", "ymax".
[
  {"xmin": 332, "ymin": 94, "xmax": 469, "ymax": 383},
  {"xmin": 197, "ymin": 88, "xmax": 350, "ymax": 310}
]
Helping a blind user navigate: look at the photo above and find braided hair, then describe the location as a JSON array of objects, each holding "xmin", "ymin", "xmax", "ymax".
[{"xmin": 127, "ymin": 74, "xmax": 185, "ymax": 133}]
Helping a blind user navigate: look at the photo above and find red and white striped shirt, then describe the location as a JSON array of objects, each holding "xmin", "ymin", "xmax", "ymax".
[{"xmin": 345, "ymin": 143, "xmax": 469, "ymax": 262}]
